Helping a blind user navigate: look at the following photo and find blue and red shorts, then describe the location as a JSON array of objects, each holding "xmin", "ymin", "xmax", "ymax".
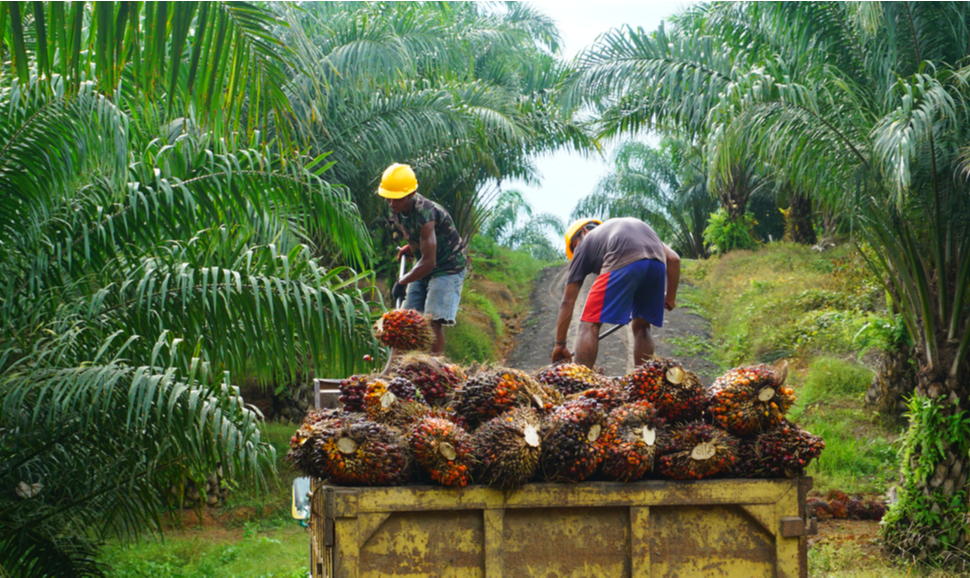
[{"xmin": 581, "ymin": 258, "xmax": 666, "ymax": 327}]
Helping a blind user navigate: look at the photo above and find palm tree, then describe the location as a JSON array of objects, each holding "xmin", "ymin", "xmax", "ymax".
[
  {"xmin": 601, "ymin": 1, "xmax": 970, "ymax": 567},
  {"xmin": 572, "ymin": 139, "xmax": 715, "ymax": 258},
  {"xmin": 481, "ymin": 189, "xmax": 565, "ymax": 261},
  {"xmin": 1, "ymin": 4, "xmax": 379, "ymax": 575}
]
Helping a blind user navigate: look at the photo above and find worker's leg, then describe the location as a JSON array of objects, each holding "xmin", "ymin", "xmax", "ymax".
[
  {"xmin": 574, "ymin": 320, "xmax": 602, "ymax": 369},
  {"xmin": 630, "ymin": 317, "xmax": 655, "ymax": 366},
  {"xmin": 423, "ymin": 269, "xmax": 467, "ymax": 356}
]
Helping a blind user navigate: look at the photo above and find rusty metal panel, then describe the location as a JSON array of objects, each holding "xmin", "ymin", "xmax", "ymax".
[{"xmin": 313, "ymin": 478, "xmax": 813, "ymax": 578}]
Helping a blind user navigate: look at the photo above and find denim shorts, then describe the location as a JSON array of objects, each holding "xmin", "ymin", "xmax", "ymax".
[{"xmin": 404, "ymin": 269, "xmax": 466, "ymax": 325}]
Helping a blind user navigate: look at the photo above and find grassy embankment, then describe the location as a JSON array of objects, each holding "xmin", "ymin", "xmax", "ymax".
[{"xmin": 102, "ymin": 243, "xmax": 550, "ymax": 576}]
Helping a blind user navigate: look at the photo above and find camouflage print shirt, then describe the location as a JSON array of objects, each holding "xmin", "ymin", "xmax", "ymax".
[{"xmin": 390, "ymin": 193, "xmax": 467, "ymax": 278}]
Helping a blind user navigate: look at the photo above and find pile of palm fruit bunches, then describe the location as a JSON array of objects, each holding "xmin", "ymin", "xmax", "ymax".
[{"xmin": 287, "ymin": 309, "xmax": 825, "ymax": 488}]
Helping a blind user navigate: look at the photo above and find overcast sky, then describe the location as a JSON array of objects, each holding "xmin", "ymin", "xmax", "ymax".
[{"xmin": 501, "ymin": 1, "xmax": 692, "ymax": 240}]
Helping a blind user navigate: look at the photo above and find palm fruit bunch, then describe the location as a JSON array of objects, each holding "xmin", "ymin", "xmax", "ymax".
[
  {"xmin": 574, "ymin": 383, "xmax": 629, "ymax": 412},
  {"xmin": 408, "ymin": 417, "xmax": 476, "ymax": 487},
  {"xmin": 598, "ymin": 400, "xmax": 670, "ymax": 482},
  {"xmin": 374, "ymin": 308, "xmax": 433, "ymax": 351},
  {"xmin": 473, "ymin": 407, "xmax": 543, "ymax": 489},
  {"xmin": 708, "ymin": 363, "xmax": 795, "ymax": 437},
  {"xmin": 534, "ymin": 362, "xmax": 612, "ymax": 396},
  {"xmin": 806, "ymin": 497, "xmax": 833, "ymax": 521},
  {"xmin": 538, "ymin": 398, "xmax": 607, "ymax": 482},
  {"xmin": 847, "ymin": 497, "xmax": 867, "ymax": 520},
  {"xmin": 865, "ymin": 499, "xmax": 886, "ymax": 521},
  {"xmin": 623, "ymin": 358, "xmax": 706, "ymax": 422},
  {"xmin": 534, "ymin": 381, "xmax": 566, "ymax": 413},
  {"xmin": 338, "ymin": 374, "xmax": 373, "ymax": 412},
  {"xmin": 454, "ymin": 368, "xmax": 550, "ymax": 429},
  {"xmin": 391, "ymin": 353, "xmax": 466, "ymax": 405},
  {"xmin": 828, "ymin": 497, "xmax": 848, "ymax": 519},
  {"xmin": 735, "ymin": 420, "xmax": 824, "ymax": 478},
  {"xmin": 314, "ymin": 420, "xmax": 411, "ymax": 486},
  {"xmin": 286, "ymin": 408, "xmax": 348, "ymax": 475},
  {"xmin": 658, "ymin": 421, "xmax": 738, "ymax": 480},
  {"xmin": 363, "ymin": 377, "xmax": 428, "ymax": 424}
]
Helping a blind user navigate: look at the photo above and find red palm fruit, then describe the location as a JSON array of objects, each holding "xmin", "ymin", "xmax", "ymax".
[
  {"xmin": 575, "ymin": 383, "xmax": 629, "ymax": 411},
  {"xmin": 826, "ymin": 489, "xmax": 850, "ymax": 503},
  {"xmin": 847, "ymin": 497, "xmax": 867, "ymax": 520},
  {"xmin": 828, "ymin": 498, "xmax": 849, "ymax": 519},
  {"xmin": 286, "ymin": 409, "xmax": 358, "ymax": 476},
  {"xmin": 374, "ymin": 309, "xmax": 434, "ymax": 352},
  {"xmin": 534, "ymin": 362, "xmax": 613, "ymax": 396},
  {"xmin": 454, "ymin": 368, "xmax": 552, "ymax": 429},
  {"xmin": 658, "ymin": 421, "xmax": 739, "ymax": 480},
  {"xmin": 315, "ymin": 420, "xmax": 411, "ymax": 486},
  {"xmin": 708, "ymin": 362, "xmax": 795, "ymax": 437},
  {"xmin": 408, "ymin": 417, "xmax": 476, "ymax": 487},
  {"xmin": 734, "ymin": 420, "xmax": 825, "ymax": 478},
  {"xmin": 538, "ymin": 398, "xmax": 607, "ymax": 482},
  {"xmin": 391, "ymin": 353, "xmax": 466, "ymax": 405},
  {"xmin": 864, "ymin": 499, "xmax": 887, "ymax": 521},
  {"xmin": 807, "ymin": 497, "xmax": 833, "ymax": 521},
  {"xmin": 338, "ymin": 374, "xmax": 373, "ymax": 412},
  {"xmin": 473, "ymin": 407, "xmax": 543, "ymax": 489},
  {"xmin": 623, "ymin": 358, "xmax": 706, "ymax": 422},
  {"xmin": 599, "ymin": 400, "xmax": 670, "ymax": 482}
]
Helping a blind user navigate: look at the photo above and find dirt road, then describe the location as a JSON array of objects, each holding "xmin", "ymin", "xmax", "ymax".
[{"xmin": 506, "ymin": 263, "xmax": 720, "ymax": 385}]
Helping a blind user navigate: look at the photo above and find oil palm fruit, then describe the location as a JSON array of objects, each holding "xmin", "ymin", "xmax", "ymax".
[
  {"xmin": 391, "ymin": 353, "xmax": 466, "ymax": 405},
  {"xmin": 829, "ymin": 498, "xmax": 848, "ymax": 519},
  {"xmin": 473, "ymin": 407, "xmax": 542, "ymax": 489},
  {"xmin": 538, "ymin": 398, "xmax": 607, "ymax": 482},
  {"xmin": 374, "ymin": 309, "xmax": 434, "ymax": 352},
  {"xmin": 286, "ymin": 409, "xmax": 351, "ymax": 475},
  {"xmin": 574, "ymin": 383, "xmax": 629, "ymax": 412},
  {"xmin": 338, "ymin": 374, "xmax": 373, "ymax": 412},
  {"xmin": 708, "ymin": 362, "xmax": 795, "ymax": 437},
  {"xmin": 826, "ymin": 489, "xmax": 850, "ymax": 502},
  {"xmin": 314, "ymin": 420, "xmax": 411, "ymax": 486},
  {"xmin": 658, "ymin": 421, "xmax": 738, "ymax": 480},
  {"xmin": 408, "ymin": 417, "xmax": 476, "ymax": 487},
  {"xmin": 847, "ymin": 497, "xmax": 866, "ymax": 520},
  {"xmin": 806, "ymin": 497, "xmax": 833, "ymax": 521},
  {"xmin": 454, "ymin": 368, "xmax": 550, "ymax": 429},
  {"xmin": 624, "ymin": 358, "xmax": 706, "ymax": 422},
  {"xmin": 735, "ymin": 420, "xmax": 824, "ymax": 478},
  {"xmin": 865, "ymin": 499, "xmax": 886, "ymax": 521},
  {"xmin": 534, "ymin": 362, "xmax": 612, "ymax": 395},
  {"xmin": 599, "ymin": 400, "xmax": 670, "ymax": 482}
]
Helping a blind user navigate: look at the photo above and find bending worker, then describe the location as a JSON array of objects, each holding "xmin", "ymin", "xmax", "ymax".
[
  {"xmin": 378, "ymin": 163, "xmax": 467, "ymax": 355},
  {"xmin": 552, "ymin": 217, "xmax": 681, "ymax": 369}
]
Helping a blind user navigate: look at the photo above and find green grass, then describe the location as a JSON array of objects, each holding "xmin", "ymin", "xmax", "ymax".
[{"xmin": 808, "ymin": 541, "xmax": 963, "ymax": 577}]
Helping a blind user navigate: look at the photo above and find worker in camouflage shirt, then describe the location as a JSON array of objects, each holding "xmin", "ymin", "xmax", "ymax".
[{"xmin": 378, "ymin": 163, "xmax": 467, "ymax": 354}]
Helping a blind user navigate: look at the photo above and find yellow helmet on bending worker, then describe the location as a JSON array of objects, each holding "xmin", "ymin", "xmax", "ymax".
[
  {"xmin": 378, "ymin": 163, "xmax": 419, "ymax": 199},
  {"xmin": 565, "ymin": 218, "xmax": 601, "ymax": 260}
]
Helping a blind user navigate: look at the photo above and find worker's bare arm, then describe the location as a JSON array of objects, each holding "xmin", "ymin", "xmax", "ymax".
[
  {"xmin": 400, "ymin": 221, "xmax": 437, "ymax": 284},
  {"xmin": 663, "ymin": 244, "xmax": 681, "ymax": 311},
  {"xmin": 552, "ymin": 281, "xmax": 582, "ymax": 363}
]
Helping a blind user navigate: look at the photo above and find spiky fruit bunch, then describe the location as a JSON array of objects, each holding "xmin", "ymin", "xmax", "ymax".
[
  {"xmin": 454, "ymin": 368, "xmax": 549, "ymax": 429},
  {"xmin": 658, "ymin": 421, "xmax": 738, "ymax": 480},
  {"xmin": 408, "ymin": 417, "xmax": 476, "ymax": 487},
  {"xmin": 575, "ymin": 383, "xmax": 629, "ymax": 412},
  {"xmin": 473, "ymin": 407, "xmax": 542, "ymax": 489},
  {"xmin": 374, "ymin": 309, "xmax": 434, "ymax": 351},
  {"xmin": 847, "ymin": 497, "xmax": 866, "ymax": 520},
  {"xmin": 338, "ymin": 374, "xmax": 373, "ymax": 412},
  {"xmin": 826, "ymin": 489, "xmax": 850, "ymax": 503},
  {"xmin": 286, "ymin": 409, "xmax": 351, "ymax": 475},
  {"xmin": 598, "ymin": 400, "xmax": 670, "ymax": 482},
  {"xmin": 392, "ymin": 353, "xmax": 466, "ymax": 405},
  {"xmin": 375, "ymin": 398, "xmax": 464, "ymax": 430},
  {"xmin": 736, "ymin": 421, "xmax": 825, "ymax": 478},
  {"xmin": 865, "ymin": 499, "xmax": 886, "ymax": 521},
  {"xmin": 623, "ymin": 358, "xmax": 706, "ymax": 422},
  {"xmin": 315, "ymin": 420, "xmax": 410, "ymax": 486},
  {"xmin": 534, "ymin": 381, "xmax": 566, "ymax": 413},
  {"xmin": 806, "ymin": 497, "xmax": 833, "ymax": 521},
  {"xmin": 538, "ymin": 399, "xmax": 607, "ymax": 482},
  {"xmin": 534, "ymin": 362, "xmax": 612, "ymax": 396},
  {"xmin": 829, "ymin": 498, "xmax": 848, "ymax": 519},
  {"xmin": 708, "ymin": 363, "xmax": 795, "ymax": 437}
]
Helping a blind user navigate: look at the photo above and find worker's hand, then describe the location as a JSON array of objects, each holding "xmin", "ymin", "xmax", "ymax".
[
  {"xmin": 552, "ymin": 343, "xmax": 572, "ymax": 364},
  {"xmin": 391, "ymin": 282, "xmax": 408, "ymax": 302},
  {"xmin": 396, "ymin": 245, "xmax": 413, "ymax": 261},
  {"xmin": 665, "ymin": 294, "xmax": 676, "ymax": 312}
]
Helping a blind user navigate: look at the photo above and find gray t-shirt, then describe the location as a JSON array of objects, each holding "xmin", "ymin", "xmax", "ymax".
[{"xmin": 567, "ymin": 218, "xmax": 667, "ymax": 285}]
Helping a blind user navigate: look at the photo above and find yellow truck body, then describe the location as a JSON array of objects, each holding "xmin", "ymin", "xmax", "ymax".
[{"xmin": 309, "ymin": 477, "xmax": 816, "ymax": 578}]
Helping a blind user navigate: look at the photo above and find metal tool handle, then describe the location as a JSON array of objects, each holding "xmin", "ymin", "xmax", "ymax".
[
  {"xmin": 395, "ymin": 257, "xmax": 407, "ymax": 309},
  {"xmin": 598, "ymin": 324, "xmax": 622, "ymax": 340}
]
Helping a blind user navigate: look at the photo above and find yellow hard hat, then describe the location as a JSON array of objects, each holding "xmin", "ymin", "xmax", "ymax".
[
  {"xmin": 377, "ymin": 163, "xmax": 419, "ymax": 199},
  {"xmin": 565, "ymin": 219, "xmax": 601, "ymax": 260}
]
